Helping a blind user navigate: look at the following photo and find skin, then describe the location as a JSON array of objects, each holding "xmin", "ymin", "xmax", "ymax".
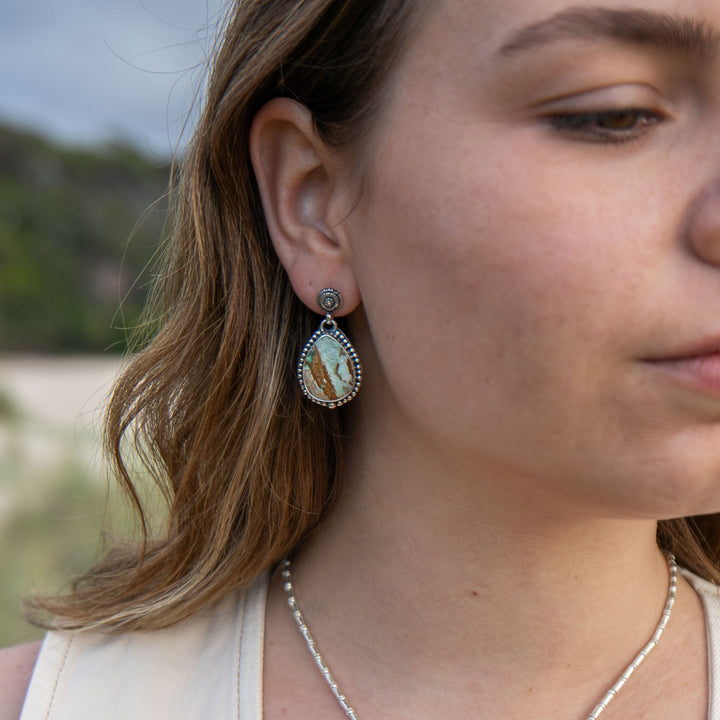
[
  {"xmin": 0, "ymin": 642, "xmax": 42, "ymax": 720},
  {"xmin": 338, "ymin": 0, "xmax": 720, "ymax": 524},
  {"xmin": 5, "ymin": 0, "xmax": 720, "ymax": 717},
  {"xmin": 252, "ymin": 0, "xmax": 720, "ymax": 718}
]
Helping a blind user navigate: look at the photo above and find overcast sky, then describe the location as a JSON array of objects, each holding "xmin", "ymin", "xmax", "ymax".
[{"xmin": 0, "ymin": 0, "xmax": 227, "ymax": 157}]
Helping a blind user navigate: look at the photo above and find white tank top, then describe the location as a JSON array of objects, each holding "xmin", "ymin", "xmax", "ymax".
[{"xmin": 19, "ymin": 569, "xmax": 720, "ymax": 719}]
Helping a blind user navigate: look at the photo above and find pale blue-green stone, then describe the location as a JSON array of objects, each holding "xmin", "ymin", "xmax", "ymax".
[{"xmin": 303, "ymin": 335, "xmax": 355, "ymax": 402}]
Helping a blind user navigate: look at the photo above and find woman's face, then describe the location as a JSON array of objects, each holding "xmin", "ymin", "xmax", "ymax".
[{"xmin": 337, "ymin": 0, "xmax": 720, "ymax": 518}]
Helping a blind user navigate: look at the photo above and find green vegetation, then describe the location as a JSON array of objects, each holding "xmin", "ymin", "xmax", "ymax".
[
  {"xmin": 0, "ymin": 387, "xmax": 19, "ymax": 421},
  {"xmin": 0, "ymin": 124, "xmax": 172, "ymax": 643},
  {"xmin": 0, "ymin": 369, "xmax": 168, "ymax": 646},
  {"xmin": 0, "ymin": 460, "xmax": 112, "ymax": 644},
  {"xmin": 0, "ymin": 122, "xmax": 169, "ymax": 353}
]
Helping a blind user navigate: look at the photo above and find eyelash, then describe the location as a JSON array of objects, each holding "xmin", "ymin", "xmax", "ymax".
[{"xmin": 543, "ymin": 107, "xmax": 664, "ymax": 144}]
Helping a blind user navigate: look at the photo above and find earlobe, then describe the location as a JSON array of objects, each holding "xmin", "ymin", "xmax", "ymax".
[{"xmin": 249, "ymin": 97, "xmax": 360, "ymax": 315}]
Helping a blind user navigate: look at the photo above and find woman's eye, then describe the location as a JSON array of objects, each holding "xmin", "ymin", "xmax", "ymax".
[{"xmin": 544, "ymin": 108, "xmax": 663, "ymax": 143}]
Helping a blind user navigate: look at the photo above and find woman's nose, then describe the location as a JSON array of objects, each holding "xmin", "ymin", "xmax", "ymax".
[{"xmin": 686, "ymin": 179, "xmax": 720, "ymax": 267}]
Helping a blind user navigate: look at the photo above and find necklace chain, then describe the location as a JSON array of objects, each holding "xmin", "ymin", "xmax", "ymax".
[{"xmin": 282, "ymin": 554, "xmax": 677, "ymax": 720}]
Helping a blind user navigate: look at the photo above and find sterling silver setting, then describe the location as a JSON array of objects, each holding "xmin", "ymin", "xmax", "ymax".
[
  {"xmin": 281, "ymin": 554, "xmax": 678, "ymax": 720},
  {"xmin": 297, "ymin": 288, "xmax": 362, "ymax": 408}
]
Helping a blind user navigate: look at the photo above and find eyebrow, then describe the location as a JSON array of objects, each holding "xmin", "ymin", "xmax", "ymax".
[{"xmin": 497, "ymin": 7, "xmax": 720, "ymax": 59}]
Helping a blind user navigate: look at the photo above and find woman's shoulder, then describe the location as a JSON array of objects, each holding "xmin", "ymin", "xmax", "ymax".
[{"xmin": 0, "ymin": 641, "xmax": 43, "ymax": 720}]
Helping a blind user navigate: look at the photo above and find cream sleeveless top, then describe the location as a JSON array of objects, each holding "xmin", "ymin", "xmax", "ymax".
[
  {"xmin": 20, "ymin": 576, "xmax": 268, "ymax": 720},
  {"xmin": 20, "ymin": 570, "xmax": 720, "ymax": 719}
]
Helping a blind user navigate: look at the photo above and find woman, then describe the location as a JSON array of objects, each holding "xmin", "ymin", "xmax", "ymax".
[{"xmin": 5, "ymin": 0, "xmax": 720, "ymax": 717}]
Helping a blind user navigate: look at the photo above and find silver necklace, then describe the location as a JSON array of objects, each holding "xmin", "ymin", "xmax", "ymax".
[{"xmin": 281, "ymin": 554, "xmax": 677, "ymax": 720}]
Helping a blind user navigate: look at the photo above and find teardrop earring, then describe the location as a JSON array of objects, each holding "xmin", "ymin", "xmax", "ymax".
[{"xmin": 297, "ymin": 288, "xmax": 362, "ymax": 408}]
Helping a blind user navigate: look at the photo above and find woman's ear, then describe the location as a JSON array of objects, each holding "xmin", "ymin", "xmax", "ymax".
[{"xmin": 249, "ymin": 97, "xmax": 360, "ymax": 315}]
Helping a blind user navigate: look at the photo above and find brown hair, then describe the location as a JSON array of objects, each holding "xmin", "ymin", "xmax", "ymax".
[
  {"xmin": 28, "ymin": 0, "xmax": 422, "ymax": 632},
  {"xmin": 29, "ymin": 0, "xmax": 720, "ymax": 633}
]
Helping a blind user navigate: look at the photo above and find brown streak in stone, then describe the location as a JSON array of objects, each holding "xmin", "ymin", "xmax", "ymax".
[{"xmin": 310, "ymin": 348, "xmax": 338, "ymax": 400}]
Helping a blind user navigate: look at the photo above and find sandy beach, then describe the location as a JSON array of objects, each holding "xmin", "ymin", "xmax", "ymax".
[
  {"xmin": 0, "ymin": 355, "xmax": 125, "ymax": 427},
  {"xmin": 0, "ymin": 354, "xmax": 126, "ymax": 515},
  {"xmin": 0, "ymin": 355, "xmax": 129, "ymax": 643}
]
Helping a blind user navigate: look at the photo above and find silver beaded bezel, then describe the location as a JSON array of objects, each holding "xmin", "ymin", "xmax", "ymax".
[{"xmin": 297, "ymin": 320, "xmax": 363, "ymax": 408}]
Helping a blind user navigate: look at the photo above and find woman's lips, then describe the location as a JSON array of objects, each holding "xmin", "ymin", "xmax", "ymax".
[{"xmin": 645, "ymin": 346, "xmax": 720, "ymax": 396}]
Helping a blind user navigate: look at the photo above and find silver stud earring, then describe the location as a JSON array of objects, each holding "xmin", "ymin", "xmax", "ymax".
[{"xmin": 297, "ymin": 288, "xmax": 362, "ymax": 408}]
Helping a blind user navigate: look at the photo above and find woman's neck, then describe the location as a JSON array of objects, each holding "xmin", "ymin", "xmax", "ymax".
[
  {"xmin": 284, "ymin": 413, "xmax": 700, "ymax": 719},
  {"xmin": 296, "ymin": 468, "xmax": 667, "ymax": 676}
]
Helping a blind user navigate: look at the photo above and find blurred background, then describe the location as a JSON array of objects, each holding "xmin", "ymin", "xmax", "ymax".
[{"xmin": 0, "ymin": 0, "xmax": 225, "ymax": 644}]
